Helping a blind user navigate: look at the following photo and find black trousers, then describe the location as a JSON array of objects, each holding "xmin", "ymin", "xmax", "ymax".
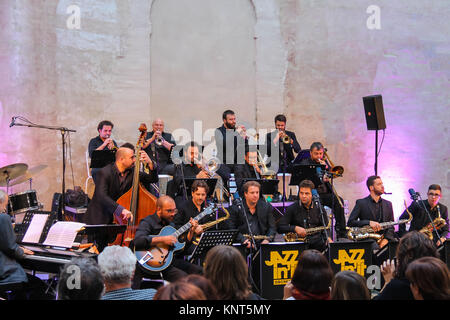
[{"xmin": 319, "ymin": 192, "xmax": 347, "ymax": 239}]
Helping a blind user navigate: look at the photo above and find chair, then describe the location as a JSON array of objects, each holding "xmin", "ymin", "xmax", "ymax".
[{"xmin": 85, "ymin": 150, "xmax": 93, "ymax": 193}]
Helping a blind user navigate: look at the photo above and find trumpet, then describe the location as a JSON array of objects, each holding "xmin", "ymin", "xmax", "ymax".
[
  {"xmin": 155, "ymin": 131, "xmax": 165, "ymax": 146},
  {"xmin": 279, "ymin": 131, "xmax": 293, "ymax": 144}
]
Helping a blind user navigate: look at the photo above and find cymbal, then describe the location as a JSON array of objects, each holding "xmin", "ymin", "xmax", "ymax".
[
  {"xmin": 9, "ymin": 164, "xmax": 48, "ymax": 187},
  {"xmin": 0, "ymin": 163, "xmax": 29, "ymax": 186}
]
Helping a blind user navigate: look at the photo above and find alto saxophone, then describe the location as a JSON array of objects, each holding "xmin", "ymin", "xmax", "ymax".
[
  {"xmin": 192, "ymin": 204, "xmax": 230, "ymax": 245},
  {"xmin": 419, "ymin": 204, "xmax": 447, "ymax": 240},
  {"xmin": 284, "ymin": 214, "xmax": 332, "ymax": 242},
  {"xmin": 347, "ymin": 200, "xmax": 413, "ymax": 244}
]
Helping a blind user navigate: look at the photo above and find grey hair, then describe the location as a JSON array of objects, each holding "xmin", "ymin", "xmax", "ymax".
[
  {"xmin": 0, "ymin": 190, "xmax": 7, "ymax": 204},
  {"xmin": 97, "ymin": 245, "xmax": 137, "ymax": 284}
]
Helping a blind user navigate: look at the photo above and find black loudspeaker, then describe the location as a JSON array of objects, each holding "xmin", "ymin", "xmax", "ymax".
[
  {"xmin": 363, "ymin": 95, "xmax": 386, "ymax": 130},
  {"xmin": 51, "ymin": 192, "xmax": 63, "ymax": 220}
]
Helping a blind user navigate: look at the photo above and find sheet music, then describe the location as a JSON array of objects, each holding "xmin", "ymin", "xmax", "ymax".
[
  {"xmin": 22, "ymin": 214, "xmax": 48, "ymax": 243},
  {"xmin": 43, "ymin": 221, "xmax": 85, "ymax": 248}
]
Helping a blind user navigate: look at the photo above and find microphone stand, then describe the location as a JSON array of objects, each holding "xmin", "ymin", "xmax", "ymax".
[
  {"xmin": 236, "ymin": 197, "xmax": 260, "ymax": 294},
  {"xmin": 11, "ymin": 118, "xmax": 76, "ymax": 221},
  {"xmin": 313, "ymin": 192, "xmax": 331, "ymax": 252},
  {"xmin": 415, "ymin": 192, "xmax": 441, "ymax": 244}
]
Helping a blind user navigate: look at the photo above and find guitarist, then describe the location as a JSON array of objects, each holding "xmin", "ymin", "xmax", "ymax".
[{"xmin": 132, "ymin": 196, "xmax": 203, "ymax": 286}]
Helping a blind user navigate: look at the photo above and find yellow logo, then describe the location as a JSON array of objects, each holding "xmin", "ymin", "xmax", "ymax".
[
  {"xmin": 264, "ymin": 250, "xmax": 299, "ymax": 286},
  {"xmin": 332, "ymin": 249, "xmax": 367, "ymax": 276}
]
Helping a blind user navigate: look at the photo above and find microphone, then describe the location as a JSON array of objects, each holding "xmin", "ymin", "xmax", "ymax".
[
  {"xmin": 316, "ymin": 167, "xmax": 323, "ymax": 183},
  {"xmin": 312, "ymin": 189, "xmax": 321, "ymax": 207},
  {"xmin": 408, "ymin": 188, "xmax": 419, "ymax": 201},
  {"xmin": 9, "ymin": 116, "xmax": 16, "ymax": 128}
]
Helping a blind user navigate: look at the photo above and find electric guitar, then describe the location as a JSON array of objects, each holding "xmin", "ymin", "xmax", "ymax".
[{"xmin": 135, "ymin": 204, "xmax": 215, "ymax": 272}]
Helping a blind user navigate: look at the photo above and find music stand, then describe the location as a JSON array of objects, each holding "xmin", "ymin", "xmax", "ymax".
[
  {"xmin": 291, "ymin": 149, "xmax": 312, "ymax": 164},
  {"xmin": 183, "ymin": 178, "xmax": 218, "ymax": 198},
  {"xmin": 189, "ymin": 230, "xmax": 238, "ymax": 264},
  {"xmin": 241, "ymin": 178, "xmax": 279, "ymax": 195},
  {"xmin": 289, "ymin": 164, "xmax": 325, "ymax": 188},
  {"xmin": 90, "ymin": 150, "xmax": 116, "ymax": 169},
  {"xmin": 79, "ymin": 224, "xmax": 127, "ymax": 252}
]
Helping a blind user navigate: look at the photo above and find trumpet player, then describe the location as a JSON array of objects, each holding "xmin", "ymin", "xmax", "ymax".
[
  {"xmin": 398, "ymin": 184, "xmax": 448, "ymax": 246},
  {"xmin": 347, "ymin": 176, "xmax": 395, "ymax": 250},
  {"xmin": 299, "ymin": 142, "xmax": 347, "ymax": 240},
  {"xmin": 142, "ymin": 118, "xmax": 176, "ymax": 175},
  {"xmin": 264, "ymin": 114, "xmax": 301, "ymax": 172},
  {"xmin": 88, "ymin": 120, "xmax": 119, "ymax": 183}
]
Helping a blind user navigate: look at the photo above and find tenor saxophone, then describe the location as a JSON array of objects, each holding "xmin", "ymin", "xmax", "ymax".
[
  {"xmin": 347, "ymin": 200, "xmax": 413, "ymax": 244},
  {"xmin": 284, "ymin": 214, "xmax": 333, "ymax": 242},
  {"xmin": 192, "ymin": 204, "xmax": 230, "ymax": 245},
  {"xmin": 419, "ymin": 204, "xmax": 447, "ymax": 240}
]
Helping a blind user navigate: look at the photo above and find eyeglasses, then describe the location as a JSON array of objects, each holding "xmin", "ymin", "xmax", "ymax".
[
  {"xmin": 165, "ymin": 208, "xmax": 178, "ymax": 214},
  {"xmin": 428, "ymin": 193, "xmax": 441, "ymax": 198}
]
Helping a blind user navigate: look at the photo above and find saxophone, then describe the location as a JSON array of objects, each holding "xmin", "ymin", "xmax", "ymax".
[
  {"xmin": 347, "ymin": 200, "xmax": 413, "ymax": 244},
  {"xmin": 419, "ymin": 204, "xmax": 447, "ymax": 240},
  {"xmin": 192, "ymin": 204, "xmax": 230, "ymax": 245},
  {"xmin": 284, "ymin": 214, "xmax": 332, "ymax": 242}
]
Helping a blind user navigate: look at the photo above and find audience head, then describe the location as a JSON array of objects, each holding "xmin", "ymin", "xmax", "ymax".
[
  {"xmin": 204, "ymin": 245, "xmax": 251, "ymax": 300},
  {"xmin": 290, "ymin": 249, "xmax": 333, "ymax": 300},
  {"xmin": 406, "ymin": 256, "xmax": 450, "ymax": 300},
  {"xmin": 57, "ymin": 257, "xmax": 104, "ymax": 300},
  {"xmin": 0, "ymin": 190, "xmax": 8, "ymax": 212},
  {"xmin": 153, "ymin": 281, "xmax": 206, "ymax": 300},
  {"xmin": 97, "ymin": 246, "xmax": 137, "ymax": 288},
  {"xmin": 331, "ymin": 271, "xmax": 370, "ymax": 300},
  {"xmin": 180, "ymin": 274, "xmax": 218, "ymax": 300},
  {"xmin": 395, "ymin": 231, "xmax": 439, "ymax": 279}
]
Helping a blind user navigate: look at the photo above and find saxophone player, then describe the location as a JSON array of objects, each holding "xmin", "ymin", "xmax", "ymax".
[
  {"xmin": 347, "ymin": 176, "xmax": 395, "ymax": 250},
  {"xmin": 398, "ymin": 184, "xmax": 448, "ymax": 246},
  {"xmin": 277, "ymin": 179, "xmax": 332, "ymax": 252}
]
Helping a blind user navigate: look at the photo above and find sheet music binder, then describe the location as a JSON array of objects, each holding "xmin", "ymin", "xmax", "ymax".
[
  {"xmin": 189, "ymin": 229, "xmax": 238, "ymax": 263},
  {"xmin": 15, "ymin": 211, "xmax": 56, "ymax": 244}
]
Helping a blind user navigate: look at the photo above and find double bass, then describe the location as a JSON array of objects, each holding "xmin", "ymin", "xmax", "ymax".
[{"xmin": 112, "ymin": 123, "xmax": 158, "ymax": 247}]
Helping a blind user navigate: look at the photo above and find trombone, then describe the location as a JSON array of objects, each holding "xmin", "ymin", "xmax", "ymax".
[{"xmin": 321, "ymin": 149, "xmax": 344, "ymax": 208}]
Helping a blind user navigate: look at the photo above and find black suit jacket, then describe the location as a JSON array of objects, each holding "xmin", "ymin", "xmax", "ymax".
[
  {"xmin": 214, "ymin": 125, "xmax": 247, "ymax": 168},
  {"xmin": 84, "ymin": 163, "xmax": 158, "ymax": 225},
  {"xmin": 264, "ymin": 130, "xmax": 301, "ymax": 171},
  {"xmin": 228, "ymin": 198, "xmax": 276, "ymax": 243},
  {"xmin": 347, "ymin": 195, "xmax": 395, "ymax": 241}
]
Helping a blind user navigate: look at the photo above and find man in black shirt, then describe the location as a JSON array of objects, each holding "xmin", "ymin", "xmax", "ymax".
[
  {"xmin": 84, "ymin": 146, "xmax": 157, "ymax": 227},
  {"xmin": 228, "ymin": 181, "xmax": 276, "ymax": 248},
  {"xmin": 234, "ymin": 149, "xmax": 262, "ymax": 195},
  {"xmin": 142, "ymin": 118, "xmax": 176, "ymax": 175},
  {"xmin": 398, "ymin": 184, "xmax": 448, "ymax": 245},
  {"xmin": 347, "ymin": 175, "xmax": 395, "ymax": 251},
  {"xmin": 264, "ymin": 114, "xmax": 301, "ymax": 173},
  {"xmin": 214, "ymin": 109, "xmax": 248, "ymax": 173},
  {"xmin": 299, "ymin": 142, "xmax": 347, "ymax": 240},
  {"xmin": 277, "ymin": 180, "xmax": 332, "ymax": 252},
  {"xmin": 88, "ymin": 120, "xmax": 118, "ymax": 183},
  {"xmin": 133, "ymin": 196, "xmax": 203, "ymax": 286}
]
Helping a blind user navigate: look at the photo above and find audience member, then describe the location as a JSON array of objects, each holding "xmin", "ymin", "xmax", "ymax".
[
  {"xmin": 57, "ymin": 257, "xmax": 104, "ymax": 300},
  {"xmin": 180, "ymin": 274, "xmax": 218, "ymax": 300},
  {"xmin": 331, "ymin": 270, "xmax": 370, "ymax": 300},
  {"xmin": 204, "ymin": 245, "xmax": 264, "ymax": 300},
  {"xmin": 283, "ymin": 249, "xmax": 333, "ymax": 300},
  {"xmin": 406, "ymin": 256, "xmax": 450, "ymax": 300},
  {"xmin": 98, "ymin": 245, "xmax": 157, "ymax": 300},
  {"xmin": 374, "ymin": 231, "xmax": 439, "ymax": 300},
  {"xmin": 153, "ymin": 281, "xmax": 206, "ymax": 300}
]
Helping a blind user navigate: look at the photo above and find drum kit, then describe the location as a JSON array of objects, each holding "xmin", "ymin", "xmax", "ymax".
[{"xmin": 0, "ymin": 162, "xmax": 48, "ymax": 215}]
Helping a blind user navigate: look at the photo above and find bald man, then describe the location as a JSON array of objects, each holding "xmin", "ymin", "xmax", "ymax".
[
  {"xmin": 142, "ymin": 118, "xmax": 176, "ymax": 175},
  {"xmin": 84, "ymin": 146, "xmax": 158, "ymax": 228},
  {"xmin": 133, "ymin": 196, "xmax": 203, "ymax": 285}
]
